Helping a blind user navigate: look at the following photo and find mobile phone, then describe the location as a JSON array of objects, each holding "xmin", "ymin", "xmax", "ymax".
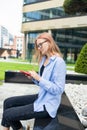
[{"xmin": 20, "ymin": 70, "xmax": 31, "ymax": 76}]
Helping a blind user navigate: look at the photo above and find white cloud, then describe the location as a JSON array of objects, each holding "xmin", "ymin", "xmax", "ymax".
[{"xmin": 0, "ymin": 0, "xmax": 23, "ymax": 36}]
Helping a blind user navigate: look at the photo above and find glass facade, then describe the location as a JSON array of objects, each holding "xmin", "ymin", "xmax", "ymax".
[
  {"xmin": 52, "ymin": 28, "xmax": 87, "ymax": 48},
  {"xmin": 23, "ymin": 7, "xmax": 70, "ymax": 22},
  {"xmin": 26, "ymin": 27, "xmax": 87, "ymax": 63},
  {"xmin": 26, "ymin": 32, "xmax": 42, "ymax": 62},
  {"xmin": 22, "ymin": 6, "xmax": 86, "ymax": 23},
  {"xmin": 23, "ymin": 0, "xmax": 49, "ymax": 5},
  {"xmin": 52, "ymin": 28, "xmax": 87, "ymax": 62}
]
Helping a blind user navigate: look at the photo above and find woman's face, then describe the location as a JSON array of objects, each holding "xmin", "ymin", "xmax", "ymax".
[{"xmin": 36, "ymin": 39, "xmax": 49, "ymax": 55}]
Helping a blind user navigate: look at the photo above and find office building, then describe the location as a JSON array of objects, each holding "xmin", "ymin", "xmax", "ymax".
[
  {"xmin": 21, "ymin": 0, "xmax": 87, "ymax": 63},
  {"xmin": 0, "ymin": 25, "xmax": 24, "ymax": 58},
  {"xmin": 12, "ymin": 36, "xmax": 24, "ymax": 58}
]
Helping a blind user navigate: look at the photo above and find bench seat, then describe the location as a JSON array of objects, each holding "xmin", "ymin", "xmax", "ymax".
[{"xmin": 33, "ymin": 92, "xmax": 84, "ymax": 130}]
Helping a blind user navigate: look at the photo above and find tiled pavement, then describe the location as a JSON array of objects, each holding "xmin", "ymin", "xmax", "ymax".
[{"xmin": 0, "ymin": 82, "xmax": 39, "ymax": 130}]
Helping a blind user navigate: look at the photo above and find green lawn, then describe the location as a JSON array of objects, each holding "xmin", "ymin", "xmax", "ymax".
[{"xmin": 0, "ymin": 61, "xmax": 39, "ymax": 81}]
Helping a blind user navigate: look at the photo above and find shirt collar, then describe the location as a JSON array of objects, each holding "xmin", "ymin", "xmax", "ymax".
[
  {"xmin": 41, "ymin": 55, "xmax": 57, "ymax": 64},
  {"xmin": 43, "ymin": 55, "xmax": 57, "ymax": 61},
  {"xmin": 50, "ymin": 55, "xmax": 57, "ymax": 61}
]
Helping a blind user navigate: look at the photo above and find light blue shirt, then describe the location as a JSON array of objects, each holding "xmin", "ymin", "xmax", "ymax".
[{"xmin": 33, "ymin": 56, "xmax": 66, "ymax": 118}]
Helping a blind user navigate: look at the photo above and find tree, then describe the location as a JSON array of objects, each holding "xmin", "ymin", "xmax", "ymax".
[
  {"xmin": 75, "ymin": 43, "xmax": 87, "ymax": 74},
  {"xmin": 63, "ymin": 0, "xmax": 87, "ymax": 14}
]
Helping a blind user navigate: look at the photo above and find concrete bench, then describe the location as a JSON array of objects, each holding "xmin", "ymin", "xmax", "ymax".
[
  {"xmin": 66, "ymin": 73, "xmax": 87, "ymax": 84},
  {"xmin": 5, "ymin": 71, "xmax": 34, "ymax": 84},
  {"xmin": 33, "ymin": 92, "xmax": 84, "ymax": 130},
  {"xmin": 5, "ymin": 71, "xmax": 87, "ymax": 84}
]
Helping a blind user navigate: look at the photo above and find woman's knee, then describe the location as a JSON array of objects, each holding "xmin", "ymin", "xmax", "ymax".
[{"xmin": 4, "ymin": 97, "xmax": 14, "ymax": 110}]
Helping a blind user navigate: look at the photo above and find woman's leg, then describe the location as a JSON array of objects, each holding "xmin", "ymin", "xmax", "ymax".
[
  {"xmin": 1, "ymin": 94, "xmax": 38, "ymax": 130},
  {"xmin": 3, "ymin": 94, "xmax": 38, "ymax": 111},
  {"xmin": 2, "ymin": 103, "xmax": 49, "ymax": 130}
]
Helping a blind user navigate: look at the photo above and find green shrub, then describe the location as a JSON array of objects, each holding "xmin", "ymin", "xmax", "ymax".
[
  {"xmin": 75, "ymin": 43, "xmax": 87, "ymax": 74},
  {"xmin": 63, "ymin": 0, "xmax": 87, "ymax": 14}
]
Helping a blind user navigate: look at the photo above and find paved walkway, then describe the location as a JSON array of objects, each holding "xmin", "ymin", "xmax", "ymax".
[{"xmin": 0, "ymin": 82, "xmax": 39, "ymax": 130}]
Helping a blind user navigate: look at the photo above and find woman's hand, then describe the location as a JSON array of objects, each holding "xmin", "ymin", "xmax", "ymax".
[{"xmin": 28, "ymin": 71, "xmax": 41, "ymax": 81}]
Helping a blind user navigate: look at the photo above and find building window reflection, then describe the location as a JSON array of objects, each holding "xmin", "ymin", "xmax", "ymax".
[{"xmin": 22, "ymin": 7, "xmax": 68, "ymax": 22}]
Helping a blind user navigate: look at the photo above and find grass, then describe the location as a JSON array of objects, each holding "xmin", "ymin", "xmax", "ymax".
[{"xmin": 0, "ymin": 61, "xmax": 39, "ymax": 81}]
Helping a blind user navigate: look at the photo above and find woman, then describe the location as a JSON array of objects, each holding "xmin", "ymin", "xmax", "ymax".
[{"xmin": 1, "ymin": 32, "xmax": 66, "ymax": 130}]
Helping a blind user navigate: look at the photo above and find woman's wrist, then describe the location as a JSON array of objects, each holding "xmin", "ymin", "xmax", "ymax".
[{"xmin": 37, "ymin": 76, "xmax": 41, "ymax": 81}]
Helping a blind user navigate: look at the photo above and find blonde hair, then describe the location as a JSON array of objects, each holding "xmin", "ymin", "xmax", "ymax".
[{"xmin": 35, "ymin": 32, "xmax": 62, "ymax": 62}]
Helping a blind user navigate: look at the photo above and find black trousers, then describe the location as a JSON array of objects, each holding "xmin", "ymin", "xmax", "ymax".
[{"xmin": 1, "ymin": 94, "xmax": 50, "ymax": 130}]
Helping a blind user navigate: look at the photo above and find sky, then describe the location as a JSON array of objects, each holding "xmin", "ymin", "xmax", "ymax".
[{"xmin": 0, "ymin": 0, "xmax": 23, "ymax": 36}]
